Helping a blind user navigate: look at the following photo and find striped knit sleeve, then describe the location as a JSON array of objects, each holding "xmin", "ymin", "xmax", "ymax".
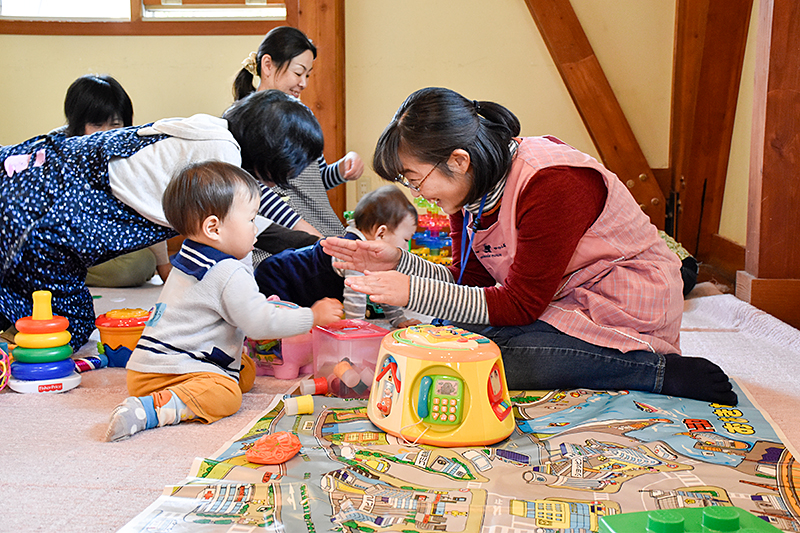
[
  {"xmin": 396, "ymin": 250, "xmax": 490, "ymax": 324},
  {"xmin": 258, "ymin": 184, "xmax": 301, "ymax": 228},
  {"xmin": 408, "ymin": 277, "xmax": 490, "ymax": 324},
  {"xmin": 319, "ymin": 154, "xmax": 346, "ymax": 190},
  {"xmin": 396, "ymin": 249, "xmax": 454, "ymax": 282},
  {"xmin": 382, "ymin": 304, "xmax": 408, "ymax": 327}
]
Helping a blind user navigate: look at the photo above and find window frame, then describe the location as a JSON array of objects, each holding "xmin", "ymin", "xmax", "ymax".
[{"xmin": 0, "ymin": 0, "xmax": 297, "ymax": 36}]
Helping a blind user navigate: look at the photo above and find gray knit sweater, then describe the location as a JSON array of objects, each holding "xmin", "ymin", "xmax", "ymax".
[{"xmin": 126, "ymin": 240, "xmax": 314, "ymax": 381}]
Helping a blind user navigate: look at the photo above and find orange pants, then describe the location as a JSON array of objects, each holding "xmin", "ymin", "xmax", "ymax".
[{"xmin": 126, "ymin": 354, "xmax": 256, "ymax": 424}]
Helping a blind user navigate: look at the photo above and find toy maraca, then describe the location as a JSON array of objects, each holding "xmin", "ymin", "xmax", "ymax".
[{"xmin": 8, "ymin": 290, "xmax": 81, "ymax": 393}]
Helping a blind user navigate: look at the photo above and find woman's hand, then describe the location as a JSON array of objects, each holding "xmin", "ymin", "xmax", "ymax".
[
  {"xmin": 321, "ymin": 237, "xmax": 402, "ymax": 272},
  {"xmin": 338, "ymin": 152, "xmax": 364, "ymax": 181},
  {"xmin": 345, "ymin": 270, "xmax": 411, "ymax": 307}
]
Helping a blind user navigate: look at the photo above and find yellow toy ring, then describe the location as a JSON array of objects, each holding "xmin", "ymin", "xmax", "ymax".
[
  {"xmin": 15, "ymin": 330, "xmax": 72, "ymax": 349},
  {"xmin": 15, "ymin": 315, "xmax": 69, "ymax": 335},
  {"xmin": 12, "ymin": 344, "xmax": 73, "ymax": 363}
]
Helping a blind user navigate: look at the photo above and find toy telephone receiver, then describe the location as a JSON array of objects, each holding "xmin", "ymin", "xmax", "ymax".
[{"xmin": 416, "ymin": 374, "xmax": 465, "ymax": 426}]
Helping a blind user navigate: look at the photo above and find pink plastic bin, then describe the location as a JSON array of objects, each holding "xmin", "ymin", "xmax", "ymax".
[
  {"xmin": 312, "ymin": 319, "xmax": 389, "ymax": 398},
  {"xmin": 275, "ymin": 332, "xmax": 314, "ymax": 379},
  {"xmin": 252, "ymin": 332, "xmax": 314, "ymax": 379}
]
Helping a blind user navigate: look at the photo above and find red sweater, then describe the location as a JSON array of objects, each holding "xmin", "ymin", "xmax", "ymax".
[{"xmin": 448, "ymin": 166, "xmax": 607, "ymax": 326}]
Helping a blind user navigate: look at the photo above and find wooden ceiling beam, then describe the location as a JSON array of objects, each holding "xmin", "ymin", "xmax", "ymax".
[{"xmin": 523, "ymin": 0, "xmax": 666, "ymax": 228}]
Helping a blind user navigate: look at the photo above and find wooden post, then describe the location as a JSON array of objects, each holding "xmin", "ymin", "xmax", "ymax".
[
  {"xmin": 736, "ymin": 0, "xmax": 800, "ymax": 328},
  {"xmin": 296, "ymin": 0, "xmax": 347, "ymax": 221}
]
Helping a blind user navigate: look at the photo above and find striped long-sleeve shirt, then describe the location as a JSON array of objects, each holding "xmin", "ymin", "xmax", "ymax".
[{"xmin": 270, "ymin": 156, "xmax": 347, "ymax": 237}]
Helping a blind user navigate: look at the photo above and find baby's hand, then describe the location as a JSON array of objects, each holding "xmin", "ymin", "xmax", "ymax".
[
  {"xmin": 395, "ymin": 318, "xmax": 421, "ymax": 329},
  {"xmin": 311, "ymin": 298, "xmax": 343, "ymax": 327}
]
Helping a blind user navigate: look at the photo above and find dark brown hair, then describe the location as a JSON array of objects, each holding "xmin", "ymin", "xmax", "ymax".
[
  {"xmin": 223, "ymin": 90, "xmax": 323, "ymax": 186},
  {"xmin": 373, "ymin": 87, "xmax": 520, "ymax": 205},
  {"xmin": 354, "ymin": 185, "xmax": 418, "ymax": 235},
  {"xmin": 163, "ymin": 160, "xmax": 261, "ymax": 236},
  {"xmin": 233, "ymin": 26, "xmax": 317, "ymax": 101}
]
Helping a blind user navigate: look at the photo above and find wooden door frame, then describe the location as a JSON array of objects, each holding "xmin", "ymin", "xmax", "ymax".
[
  {"xmin": 670, "ymin": 0, "xmax": 753, "ymax": 263},
  {"xmin": 295, "ymin": 0, "xmax": 347, "ymax": 221},
  {"xmin": 524, "ymin": 0, "xmax": 752, "ymax": 276}
]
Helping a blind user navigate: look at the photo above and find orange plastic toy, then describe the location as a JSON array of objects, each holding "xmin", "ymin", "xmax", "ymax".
[
  {"xmin": 95, "ymin": 308, "xmax": 149, "ymax": 367},
  {"xmin": 245, "ymin": 431, "xmax": 302, "ymax": 465},
  {"xmin": 95, "ymin": 308, "xmax": 149, "ymax": 350}
]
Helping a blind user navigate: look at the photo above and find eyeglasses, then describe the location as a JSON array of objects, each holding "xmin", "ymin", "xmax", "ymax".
[{"xmin": 395, "ymin": 162, "xmax": 438, "ymax": 192}]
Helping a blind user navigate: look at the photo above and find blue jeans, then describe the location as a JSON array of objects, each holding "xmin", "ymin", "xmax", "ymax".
[{"xmin": 462, "ymin": 321, "xmax": 667, "ymax": 393}]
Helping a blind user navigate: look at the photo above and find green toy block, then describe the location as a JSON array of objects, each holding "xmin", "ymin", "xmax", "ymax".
[{"xmin": 599, "ymin": 507, "xmax": 781, "ymax": 533}]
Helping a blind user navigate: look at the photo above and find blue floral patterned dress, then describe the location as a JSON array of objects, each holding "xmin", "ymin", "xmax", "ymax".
[{"xmin": 0, "ymin": 127, "xmax": 177, "ymax": 349}]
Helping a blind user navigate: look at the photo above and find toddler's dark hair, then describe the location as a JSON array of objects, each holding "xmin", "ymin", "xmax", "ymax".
[
  {"xmin": 163, "ymin": 160, "xmax": 261, "ymax": 236},
  {"xmin": 354, "ymin": 185, "xmax": 418, "ymax": 235},
  {"xmin": 64, "ymin": 74, "xmax": 133, "ymax": 137}
]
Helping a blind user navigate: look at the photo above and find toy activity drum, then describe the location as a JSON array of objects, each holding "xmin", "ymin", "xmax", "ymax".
[{"xmin": 367, "ymin": 324, "xmax": 515, "ymax": 447}]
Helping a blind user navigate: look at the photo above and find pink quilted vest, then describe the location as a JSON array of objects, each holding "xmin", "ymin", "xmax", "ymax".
[{"xmin": 471, "ymin": 136, "xmax": 683, "ymax": 354}]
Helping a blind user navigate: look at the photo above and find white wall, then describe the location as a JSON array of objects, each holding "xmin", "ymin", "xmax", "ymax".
[{"xmin": 0, "ymin": 34, "xmax": 254, "ymax": 142}]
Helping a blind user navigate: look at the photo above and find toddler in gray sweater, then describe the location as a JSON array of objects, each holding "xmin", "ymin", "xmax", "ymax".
[{"xmin": 106, "ymin": 161, "xmax": 342, "ymax": 442}]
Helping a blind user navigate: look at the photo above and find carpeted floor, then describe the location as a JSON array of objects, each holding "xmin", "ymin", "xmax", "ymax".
[{"xmin": 0, "ymin": 281, "xmax": 797, "ymax": 532}]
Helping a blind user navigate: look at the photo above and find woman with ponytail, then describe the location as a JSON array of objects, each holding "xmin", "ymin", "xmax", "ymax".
[
  {"xmin": 234, "ymin": 26, "xmax": 363, "ymax": 239},
  {"xmin": 322, "ymin": 87, "xmax": 737, "ymax": 406}
]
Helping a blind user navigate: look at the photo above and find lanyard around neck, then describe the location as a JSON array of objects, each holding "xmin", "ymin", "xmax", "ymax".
[{"xmin": 458, "ymin": 194, "xmax": 488, "ymax": 284}]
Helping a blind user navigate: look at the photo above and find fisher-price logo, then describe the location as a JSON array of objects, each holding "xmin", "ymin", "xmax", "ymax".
[{"xmin": 38, "ymin": 383, "xmax": 64, "ymax": 393}]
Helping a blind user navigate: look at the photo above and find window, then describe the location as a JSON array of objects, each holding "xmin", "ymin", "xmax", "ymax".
[
  {"xmin": 0, "ymin": 0, "xmax": 285, "ymax": 21},
  {"xmin": 0, "ymin": 0, "xmax": 292, "ymax": 35},
  {"xmin": 0, "ymin": 0, "xmax": 130, "ymax": 20},
  {"xmin": 141, "ymin": 0, "xmax": 286, "ymax": 21}
]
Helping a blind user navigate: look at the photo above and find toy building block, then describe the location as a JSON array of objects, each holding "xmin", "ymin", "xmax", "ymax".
[{"xmin": 599, "ymin": 507, "xmax": 782, "ymax": 533}]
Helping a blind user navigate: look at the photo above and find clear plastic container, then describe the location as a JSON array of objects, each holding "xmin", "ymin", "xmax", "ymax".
[{"xmin": 312, "ymin": 319, "xmax": 389, "ymax": 398}]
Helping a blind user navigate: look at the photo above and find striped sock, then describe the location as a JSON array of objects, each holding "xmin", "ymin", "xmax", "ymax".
[{"xmin": 151, "ymin": 388, "xmax": 195, "ymax": 427}]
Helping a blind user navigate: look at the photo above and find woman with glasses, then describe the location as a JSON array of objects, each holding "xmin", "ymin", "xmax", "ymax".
[{"xmin": 321, "ymin": 86, "xmax": 737, "ymax": 406}]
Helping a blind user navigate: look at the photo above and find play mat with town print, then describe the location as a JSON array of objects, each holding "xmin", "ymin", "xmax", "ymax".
[{"xmin": 120, "ymin": 382, "xmax": 799, "ymax": 533}]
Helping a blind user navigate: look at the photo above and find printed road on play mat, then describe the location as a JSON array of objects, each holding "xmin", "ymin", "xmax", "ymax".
[{"xmin": 120, "ymin": 383, "xmax": 799, "ymax": 533}]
